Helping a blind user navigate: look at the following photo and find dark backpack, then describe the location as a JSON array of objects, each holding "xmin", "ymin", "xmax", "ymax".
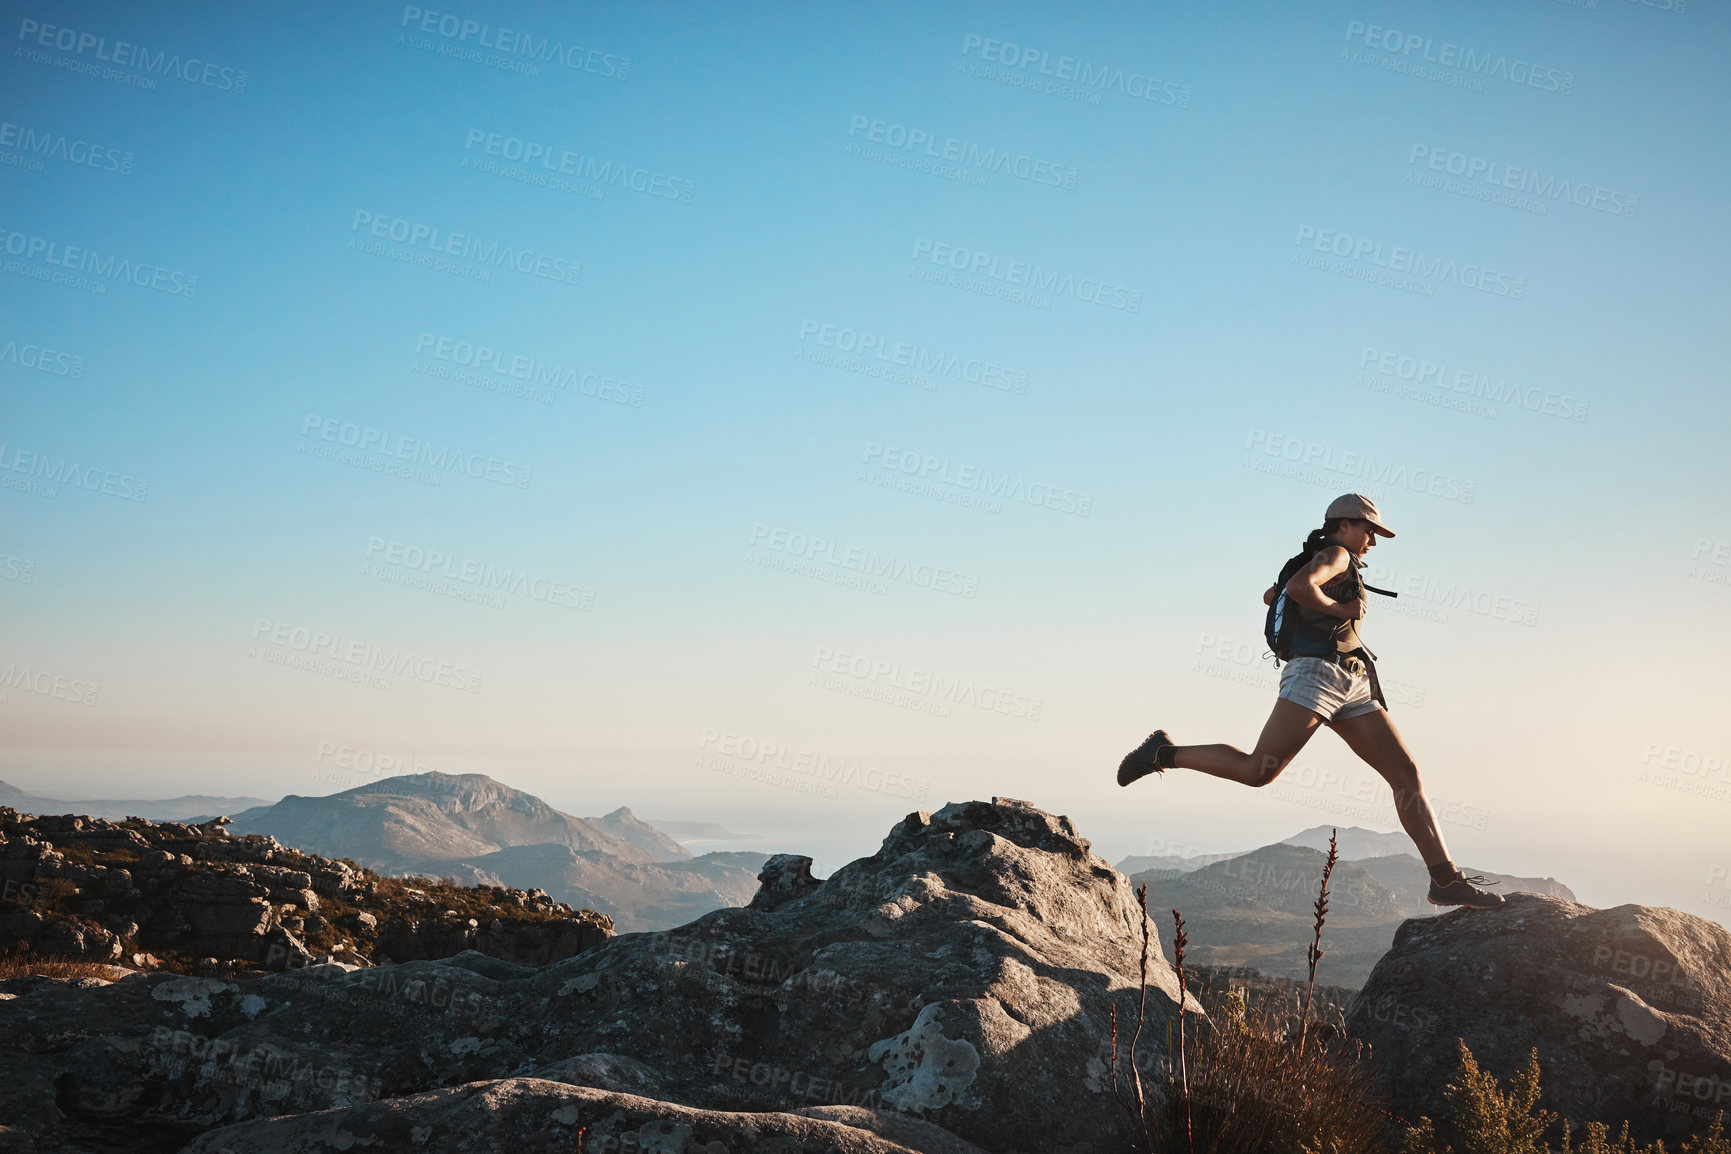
[{"xmin": 1264, "ymin": 548, "xmax": 1397, "ymax": 664}]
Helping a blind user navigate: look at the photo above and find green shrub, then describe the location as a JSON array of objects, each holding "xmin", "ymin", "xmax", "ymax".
[{"xmin": 1402, "ymin": 1039, "xmax": 1729, "ymax": 1154}]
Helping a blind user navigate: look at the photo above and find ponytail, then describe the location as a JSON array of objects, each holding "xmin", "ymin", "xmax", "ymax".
[{"xmin": 1299, "ymin": 518, "xmax": 1347, "ymax": 557}]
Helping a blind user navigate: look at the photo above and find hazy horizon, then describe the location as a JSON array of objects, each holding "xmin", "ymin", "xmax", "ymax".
[{"xmin": 4, "ymin": 3, "xmax": 1727, "ymax": 934}]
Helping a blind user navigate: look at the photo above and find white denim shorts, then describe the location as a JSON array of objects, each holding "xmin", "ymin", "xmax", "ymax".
[{"xmin": 1279, "ymin": 656, "xmax": 1383, "ymax": 722}]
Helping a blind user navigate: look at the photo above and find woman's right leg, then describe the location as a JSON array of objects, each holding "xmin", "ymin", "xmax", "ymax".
[{"xmin": 1167, "ymin": 698, "xmax": 1324, "ymax": 787}]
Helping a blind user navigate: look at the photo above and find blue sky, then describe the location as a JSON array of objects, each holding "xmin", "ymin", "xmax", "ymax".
[{"xmin": 3, "ymin": 0, "xmax": 1729, "ymax": 925}]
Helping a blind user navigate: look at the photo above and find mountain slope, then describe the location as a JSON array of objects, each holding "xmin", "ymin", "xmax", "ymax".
[
  {"xmin": 446, "ymin": 844, "xmax": 767, "ymax": 930},
  {"xmin": 1130, "ymin": 841, "xmax": 1578, "ymax": 988},
  {"xmin": 231, "ymin": 773, "xmax": 667, "ymax": 870},
  {"xmin": 229, "ymin": 773, "xmax": 763, "ymax": 932},
  {"xmin": 583, "ymin": 807, "xmax": 690, "ymax": 860}
]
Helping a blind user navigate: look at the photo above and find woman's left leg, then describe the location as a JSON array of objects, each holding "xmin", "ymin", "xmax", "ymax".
[{"xmin": 1327, "ymin": 707, "xmax": 1450, "ymax": 868}]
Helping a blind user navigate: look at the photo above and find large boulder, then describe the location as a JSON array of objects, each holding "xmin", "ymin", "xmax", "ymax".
[
  {"xmin": 1348, "ymin": 892, "xmax": 1731, "ymax": 1144},
  {"xmin": 514, "ymin": 797, "xmax": 1190, "ymax": 1153}
]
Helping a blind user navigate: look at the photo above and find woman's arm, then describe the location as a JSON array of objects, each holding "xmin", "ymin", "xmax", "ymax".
[{"xmin": 1285, "ymin": 545, "xmax": 1364, "ymax": 620}]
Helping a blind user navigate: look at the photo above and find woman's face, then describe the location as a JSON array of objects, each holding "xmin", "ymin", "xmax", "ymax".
[{"xmin": 1337, "ymin": 519, "xmax": 1378, "ymax": 558}]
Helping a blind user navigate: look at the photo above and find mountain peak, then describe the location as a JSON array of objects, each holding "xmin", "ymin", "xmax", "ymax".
[{"xmin": 231, "ymin": 772, "xmax": 668, "ymax": 870}]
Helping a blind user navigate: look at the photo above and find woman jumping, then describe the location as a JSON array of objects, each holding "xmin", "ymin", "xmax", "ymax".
[{"xmin": 1115, "ymin": 493, "xmax": 1503, "ymax": 909}]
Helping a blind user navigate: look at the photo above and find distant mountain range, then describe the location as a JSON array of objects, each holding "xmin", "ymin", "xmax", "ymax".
[
  {"xmin": 1117, "ymin": 830, "xmax": 1575, "ymax": 988},
  {"xmin": 225, "ymin": 773, "xmax": 767, "ymax": 933},
  {"xmin": 1282, "ymin": 825, "xmax": 1423, "ymax": 860},
  {"xmin": 0, "ymin": 779, "xmax": 272, "ymax": 822},
  {"xmin": 644, "ymin": 819, "xmax": 760, "ymax": 843},
  {"xmin": 1116, "ymin": 825, "xmax": 1453, "ymax": 876}
]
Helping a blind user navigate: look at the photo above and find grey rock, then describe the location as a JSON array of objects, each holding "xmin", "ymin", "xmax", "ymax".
[
  {"xmin": 523, "ymin": 797, "xmax": 1188, "ymax": 1153},
  {"xmin": 530, "ymin": 1051, "xmax": 669, "ymax": 1097},
  {"xmin": 178, "ymin": 1079, "xmax": 947, "ymax": 1153},
  {"xmin": 749, "ymin": 853, "xmax": 822, "ymax": 911},
  {"xmin": 797, "ymin": 1106, "xmax": 991, "ymax": 1154},
  {"xmin": 1349, "ymin": 892, "xmax": 1731, "ymax": 1145}
]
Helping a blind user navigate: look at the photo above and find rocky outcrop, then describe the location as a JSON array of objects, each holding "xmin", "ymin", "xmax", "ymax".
[
  {"xmin": 0, "ymin": 807, "xmax": 612, "ymax": 972},
  {"xmin": 0, "ymin": 798, "xmax": 1186, "ymax": 1154},
  {"xmin": 1348, "ymin": 893, "xmax": 1731, "ymax": 1145}
]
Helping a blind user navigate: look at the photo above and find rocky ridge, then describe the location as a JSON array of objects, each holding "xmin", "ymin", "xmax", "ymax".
[
  {"xmin": 0, "ymin": 806, "xmax": 612, "ymax": 973},
  {"xmin": 0, "ymin": 797, "xmax": 1186, "ymax": 1154}
]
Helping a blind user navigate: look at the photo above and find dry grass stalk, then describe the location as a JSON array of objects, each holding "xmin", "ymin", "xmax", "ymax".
[
  {"xmin": 1112, "ymin": 884, "xmax": 1159, "ymax": 1151},
  {"xmin": 1300, "ymin": 827, "xmax": 1339, "ymax": 1052},
  {"xmin": 1172, "ymin": 907, "xmax": 1195, "ymax": 1154}
]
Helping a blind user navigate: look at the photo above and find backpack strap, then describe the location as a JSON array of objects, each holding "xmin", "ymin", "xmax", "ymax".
[{"xmin": 1340, "ymin": 551, "xmax": 1398, "ymax": 598}]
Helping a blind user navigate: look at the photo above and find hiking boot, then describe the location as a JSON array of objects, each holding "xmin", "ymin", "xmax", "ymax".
[
  {"xmin": 1117, "ymin": 730, "xmax": 1173, "ymax": 787},
  {"xmin": 1428, "ymin": 873, "xmax": 1506, "ymax": 909}
]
